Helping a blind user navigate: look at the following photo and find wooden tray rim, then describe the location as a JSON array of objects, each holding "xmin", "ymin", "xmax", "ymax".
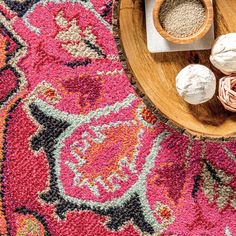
[{"xmin": 112, "ymin": 0, "xmax": 236, "ymax": 142}]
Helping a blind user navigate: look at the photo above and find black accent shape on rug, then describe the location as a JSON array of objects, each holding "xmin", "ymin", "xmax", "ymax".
[
  {"xmin": 29, "ymin": 103, "xmax": 155, "ymax": 235},
  {"xmin": 0, "ymin": 23, "xmax": 24, "ymax": 62},
  {"xmin": 30, "ymin": 103, "xmax": 70, "ymax": 152},
  {"xmin": 0, "ymin": 23, "xmax": 25, "ymax": 108},
  {"xmin": 101, "ymin": 1, "xmax": 112, "ymax": 17},
  {"xmin": 101, "ymin": 1, "xmax": 112, "ymax": 25},
  {"xmin": 204, "ymin": 160, "xmax": 222, "ymax": 184},
  {"xmin": 83, "ymin": 39, "xmax": 106, "ymax": 58},
  {"xmin": 192, "ymin": 175, "xmax": 201, "ymax": 200},
  {"xmin": 3, "ymin": 0, "xmax": 41, "ymax": 17},
  {"xmin": 102, "ymin": 194, "xmax": 155, "ymax": 234},
  {"xmin": 65, "ymin": 59, "xmax": 92, "ymax": 68}
]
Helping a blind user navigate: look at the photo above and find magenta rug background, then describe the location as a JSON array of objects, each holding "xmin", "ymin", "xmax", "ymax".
[{"xmin": 0, "ymin": 0, "xmax": 235, "ymax": 235}]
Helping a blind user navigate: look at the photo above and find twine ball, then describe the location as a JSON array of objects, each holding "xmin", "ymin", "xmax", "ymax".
[
  {"xmin": 218, "ymin": 76, "xmax": 236, "ymax": 112},
  {"xmin": 176, "ymin": 64, "xmax": 216, "ymax": 105}
]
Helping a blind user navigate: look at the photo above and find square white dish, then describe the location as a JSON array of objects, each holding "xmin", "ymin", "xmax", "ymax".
[{"xmin": 145, "ymin": 0, "xmax": 215, "ymax": 53}]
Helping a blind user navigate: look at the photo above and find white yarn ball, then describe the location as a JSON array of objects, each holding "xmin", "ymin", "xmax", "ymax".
[
  {"xmin": 176, "ymin": 64, "xmax": 216, "ymax": 105},
  {"xmin": 210, "ymin": 33, "xmax": 236, "ymax": 75}
]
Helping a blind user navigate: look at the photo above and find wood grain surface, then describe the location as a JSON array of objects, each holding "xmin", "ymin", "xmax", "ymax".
[{"xmin": 116, "ymin": 0, "xmax": 236, "ymax": 138}]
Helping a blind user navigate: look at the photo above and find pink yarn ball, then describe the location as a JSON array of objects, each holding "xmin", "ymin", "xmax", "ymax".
[{"xmin": 218, "ymin": 76, "xmax": 236, "ymax": 112}]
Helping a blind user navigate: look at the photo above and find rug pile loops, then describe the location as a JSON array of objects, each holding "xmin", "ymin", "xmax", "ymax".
[{"xmin": 0, "ymin": 0, "xmax": 235, "ymax": 235}]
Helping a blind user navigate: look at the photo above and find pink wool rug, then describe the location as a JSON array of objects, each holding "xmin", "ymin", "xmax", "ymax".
[{"xmin": 0, "ymin": 0, "xmax": 235, "ymax": 235}]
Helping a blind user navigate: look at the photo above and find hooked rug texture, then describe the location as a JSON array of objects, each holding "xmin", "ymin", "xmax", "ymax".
[{"xmin": 0, "ymin": 0, "xmax": 235, "ymax": 235}]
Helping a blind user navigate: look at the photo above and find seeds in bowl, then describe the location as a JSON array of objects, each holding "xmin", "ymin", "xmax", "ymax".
[{"xmin": 159, "ymin": 0, "xmax": 206, "ymax": 38}]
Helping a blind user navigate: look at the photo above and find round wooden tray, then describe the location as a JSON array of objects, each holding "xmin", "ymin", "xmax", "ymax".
[{"xmin": 113, "ymin": 0, "xmax": 236, "ymax": 139}]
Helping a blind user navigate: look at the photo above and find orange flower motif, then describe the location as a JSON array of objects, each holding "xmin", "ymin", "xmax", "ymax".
[
  {"xmin": 159, "ymin": 207, "xmax": 172, "ymax": 220},
  {"xmin": 44, "ymin": 88, "xmax": 57, "ymax": 99},
  {"xmin": 141, "ymin": 107, "xmax": 157, "ymax": 125}
]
